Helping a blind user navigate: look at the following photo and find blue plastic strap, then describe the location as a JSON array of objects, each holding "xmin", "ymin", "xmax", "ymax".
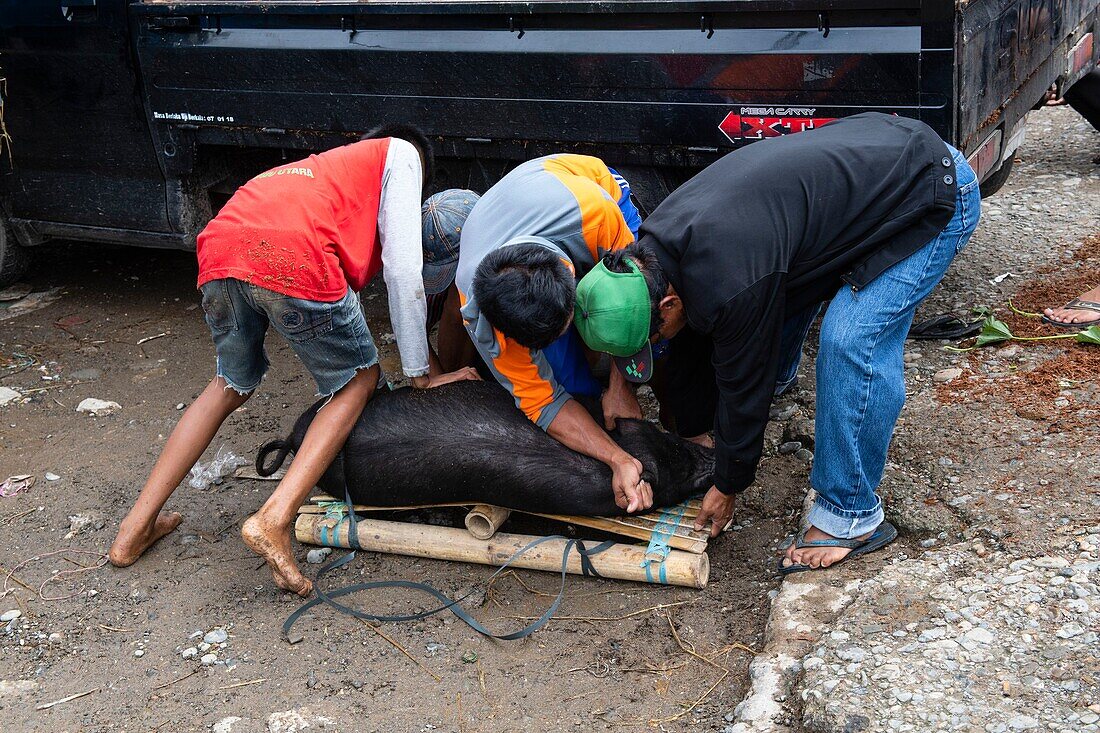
[{"xmin": 283, "ymin": 535, "xmax": 615, "ymax": 642}]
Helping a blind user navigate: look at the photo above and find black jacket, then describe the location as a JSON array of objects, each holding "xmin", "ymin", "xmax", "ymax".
[{"xmin": 639, "ymin": 113, "xmax": 958, "ymax": 494}]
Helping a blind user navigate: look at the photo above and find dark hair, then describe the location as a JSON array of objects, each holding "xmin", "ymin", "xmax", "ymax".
[
  {"xmin": 361, "ymin": 124, "xmax": 434, "ymax": 185},
  {"xmin": 602, "ymin": 243, "xmax": 669, "ymax": 335},
  {"xmin": 473, "ymin": 243, "xmax": 576, "ymax": 350}
]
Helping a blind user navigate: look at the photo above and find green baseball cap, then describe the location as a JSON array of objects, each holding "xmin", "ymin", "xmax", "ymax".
[{"xmin": 574, "ymin": 259, "xmax": 654, "ymax": 383}]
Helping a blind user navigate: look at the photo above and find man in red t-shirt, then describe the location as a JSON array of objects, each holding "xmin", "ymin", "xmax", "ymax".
[{"xmin": 109, "ymin": 127, "xmax": 477, "ymax": 596}]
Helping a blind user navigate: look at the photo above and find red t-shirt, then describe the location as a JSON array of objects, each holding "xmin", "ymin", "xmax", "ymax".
[{"xmin": 196, "ymin": 138, "xmax": 391, "ymax": 302}]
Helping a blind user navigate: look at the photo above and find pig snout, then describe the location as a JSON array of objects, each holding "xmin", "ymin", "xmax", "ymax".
[{"xmin": 610, "ymin": 419, "xmax": 715, "ymax": 503}]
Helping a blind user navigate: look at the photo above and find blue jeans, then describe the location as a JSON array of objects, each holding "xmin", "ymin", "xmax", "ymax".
[
  {"xmin": 807, "ymin": 145, "xmax": 980, "ymax": 538},
  {"xmin": 200, "ymin": 278, "xmax": 379, "ymax": 397}
]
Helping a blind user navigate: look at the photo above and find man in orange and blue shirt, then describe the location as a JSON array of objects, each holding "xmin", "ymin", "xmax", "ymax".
[{"xmin": 455, "ymin": 154, "xmax": 653, "ymax": 513}]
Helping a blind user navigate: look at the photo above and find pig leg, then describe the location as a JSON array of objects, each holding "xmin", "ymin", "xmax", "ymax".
[{"xmin": 242, "ymin": 365, "xmax": 380, "ymax": 597}]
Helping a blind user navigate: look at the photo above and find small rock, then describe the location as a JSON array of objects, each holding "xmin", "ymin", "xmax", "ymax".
[
  {"xmin": 794, "ymin": 448, "xmax": 814, "ymax": 462},
  {"xmin": 76, "ymin": 398, "xmax": 121, "ymax": 416},
  {"xmin": 204, "ymin": 628, "xmax": 228, "ymax": 645},
  {"xmin": 1007, "ymin": 715, "xmax": 1039, "ymax": 730},
  {"xmin": 461, "ymin": 651, "xmax": 478, "ymax": 664},
  {"xmin": 778, "ymin": 441, "xmax": 802, "ymax": 455},
  {"xmin": 918, "ymin": 628, "xmax": 946, "ymax": 643},
  {"xmin": 964, "ymin": 627, "xmax": 995, "ymax": 645},
  {"xmin": 181, "ymin": 647, "xmax": 198, "ymax": 659},
  {"xmin": 306, "ymin": 547, "xmax": 332, "ymax": 564},
  {"xmin": 1, "ymin": 610, "xmax": 22, "ymax": 622},
  {"xmin": 175, "ymin": 403, "xmax": 185, "ymax": 410},
  {"xmin": 1056, "ymin": 622, "xmax": 1085, "ymax": 639},
  {"xmin": 1033, "ymin": 556, "xmax": 1069, "ymax": 569},
  {"xmin": 836, "ymin": 644, "xmax": 866, "ymax": 663},
  {"xmin": 200, "ymin": 653, "xmax": 218, "ymax": 666},
  {"xmin": 933, "ymin": 368, "xmax": 964, "ymax": 384},
  {"xmin": 213, "ymin": 717, "xmax": 243, "ymax": 733},
  {"xmin": 44, "ymin": 472, "xmax": 60, "ymax": 482},
  {"xmin": 133, "ymin": 649, "xmax": 145, "ymax": 658},
  {"xmin": 425, "ymin": 642, "xmax": 445, "ymax": 657},
  {"xmin": 770, "ymin": 404, "xmax": 797, "ymax": 421}
]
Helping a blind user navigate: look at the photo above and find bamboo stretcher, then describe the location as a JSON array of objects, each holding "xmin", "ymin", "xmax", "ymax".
[
  {"xmin": 297, "ymin": 494, "xmax": 712, "ymax": 555},
  {"xmin": 235, "ymin": 466, "xmax": 715, "ymax": 588}
]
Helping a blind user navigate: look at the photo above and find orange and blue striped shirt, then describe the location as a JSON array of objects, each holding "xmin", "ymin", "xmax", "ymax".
[{"xmin": 455, "ymin": 154, "xmax": 638, "ymax": 429}]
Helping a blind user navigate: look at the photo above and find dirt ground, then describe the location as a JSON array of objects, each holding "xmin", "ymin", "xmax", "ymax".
[
  {"xmin": 1, "ymin": 105, "xmax": 1097, "ymax": 733},
  {"xmin": 0, "ymin": 220, "xmax": 802, "ymax": 730}
]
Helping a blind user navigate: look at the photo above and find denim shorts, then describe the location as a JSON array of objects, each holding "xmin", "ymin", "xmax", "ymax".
[{"xmin": 199, "ymin": 278, "xmax": 379, "ymax": 396}]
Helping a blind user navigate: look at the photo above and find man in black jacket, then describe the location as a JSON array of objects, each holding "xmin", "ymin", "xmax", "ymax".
[{"xmin": 574, "ymin": 113, "xmax": 981, "ymax": 573}]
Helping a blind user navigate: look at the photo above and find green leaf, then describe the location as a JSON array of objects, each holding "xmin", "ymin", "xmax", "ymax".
[
  {"xmin": 971, "ymin": 305, "xmax": 993, "ymax": 318},
  {"xmin": 975, "ymin": 316, "xmax": 1014, "ymax": 347},
  {"xmin": 1075, "ymin": 325, "xmax": 1100, "ymax": 345}
]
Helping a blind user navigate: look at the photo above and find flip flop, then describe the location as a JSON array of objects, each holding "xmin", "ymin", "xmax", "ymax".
[
  {"xmin": 907, "ymin": 314, "xmax": 983, "ymax": 340},
  {"xmin": 777, "ymin": 521, "xmax": 898, "ymax": 576},
  {"xmin": 1040, "ymin": 298, "xmax": 1100, "ymax": 329}
]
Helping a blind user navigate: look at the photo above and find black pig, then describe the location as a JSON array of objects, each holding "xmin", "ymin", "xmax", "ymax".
[{"xmin": 257, "ymin": 381, "xmax": 714, "ymax": 516}]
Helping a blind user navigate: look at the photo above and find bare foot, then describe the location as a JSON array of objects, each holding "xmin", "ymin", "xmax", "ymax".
[
  {"xmin": 241, "ymin": 513, "xmax": 313, "ymax": 597},
  {"xmin": 109, "ymin": 512, "xmax": 183, "ymax": 567},
  {"xmin": 685, "ymin": 433, "xmax": 715, "ymax": 449},
  {"xmin": 1043, "ymin": 284, "xmax": 1100, "ymax": 325},
  {"xmin": 782, "ymin": 525, "xmax": 873, "ymax": 570}
]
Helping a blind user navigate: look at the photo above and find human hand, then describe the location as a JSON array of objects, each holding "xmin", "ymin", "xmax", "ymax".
[
  {"xmin": 410, "ymin": 367, "xmax": 481, "ymax": 389},
  {"xmin": 693, "ymin": 486, "xmax": 734, "ymax": 538},
  {"xmin": 610, "ymin": 454, "xmax": 653, "ymax": 513},
  {"xmin": 601, "ymin": 384, "xmax": 643, "ymax": 430}
]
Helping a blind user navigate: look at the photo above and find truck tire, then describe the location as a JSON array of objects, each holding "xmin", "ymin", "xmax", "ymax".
[
  {"xmin": 0, "ymin": 217, "xmax": 30, "ymax": 288},
  {"xmin": 979, "ymin": 155, "xmax": 1014, "ymax": 198}
]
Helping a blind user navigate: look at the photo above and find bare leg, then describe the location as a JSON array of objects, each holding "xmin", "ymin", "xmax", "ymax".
[
  {"xmin": 435, "ymin": 285, "xmax": 479, "ymax": 372},
  {"xmin": 241, "ymin": 365, "xmax": 380, "ymax": 596},
  {"xmin": 110, "ymin": 377, "xmax": 251, "ymax": 567}
]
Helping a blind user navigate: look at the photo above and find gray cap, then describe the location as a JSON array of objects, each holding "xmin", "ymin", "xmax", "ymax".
[{"xmin": 421, "ymin": 189, "xmax": 480, "ymax": 295}]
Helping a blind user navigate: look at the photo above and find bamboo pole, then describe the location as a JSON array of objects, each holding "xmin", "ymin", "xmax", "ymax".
[
  {"xmin": 464, "ymin": 504, "xmax": 511, "ymax": 540},
  {"xmin": 295, "ymin": 514, "xmax": 708, "ymax": 589}
]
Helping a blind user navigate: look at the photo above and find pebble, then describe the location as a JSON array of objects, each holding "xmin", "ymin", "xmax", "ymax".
[
  {"xmin": 181, "ymin": 647, "xmax": 198, "ymax": 659},
  {"xmin": 1055, "ymin": 623, "xmax": 1084, "ymax": 639},
  {"xmin": 175, "ymin": 403, "xmax": 185, "ymax": 410},
  {"xmin": 965, "ymin": 627, "xmax": 995, "ymax": 645},
  {"xmin": 306, "ymin": 547, "xmax": 333, "ymax": 564},
  {"xmin": 778, "ymin": 441, "xmax": 802, "ymax": 455},
  {"xmin": 204, "ymin": 628, "xmax": 228, "ymax": 645},
  {"xmin": 200, "ymin": 653, "xmax": 218, "ymax": 666},
  {"xmin": 133, "ymin": 649, "xmax": 145, "ymax": 658},
  {"xmin": 1007, "ymin": 716, "xmax": 1039, "ymax": 730},
  {"xmin": 44, "ymin": 472, "xmax": 60, "ymax": 481},
  {"xmin": 933, "ymin": 368, "xmax": 964, "ymax": 384},
  {"xmin": 1, "ymin": 610, "xmax": 22, "ymax": 622},
  {"xmin": 794, "ymin": 448, "xmax": 814, "ymax": 462}
]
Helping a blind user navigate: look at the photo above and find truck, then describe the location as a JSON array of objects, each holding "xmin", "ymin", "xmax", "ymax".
[{"xmin": 0, "ymin": 0, "xmax": 1097, "ymax": 287}]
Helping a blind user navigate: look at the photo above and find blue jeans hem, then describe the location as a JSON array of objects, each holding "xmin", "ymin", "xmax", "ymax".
[
  {"xmin": 316, "ymin": 356, "xmax": 380, "ymax": 398},
  {"xmin": 807, "ymin": 494, "xmax": 884, "ymax": 539}
]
